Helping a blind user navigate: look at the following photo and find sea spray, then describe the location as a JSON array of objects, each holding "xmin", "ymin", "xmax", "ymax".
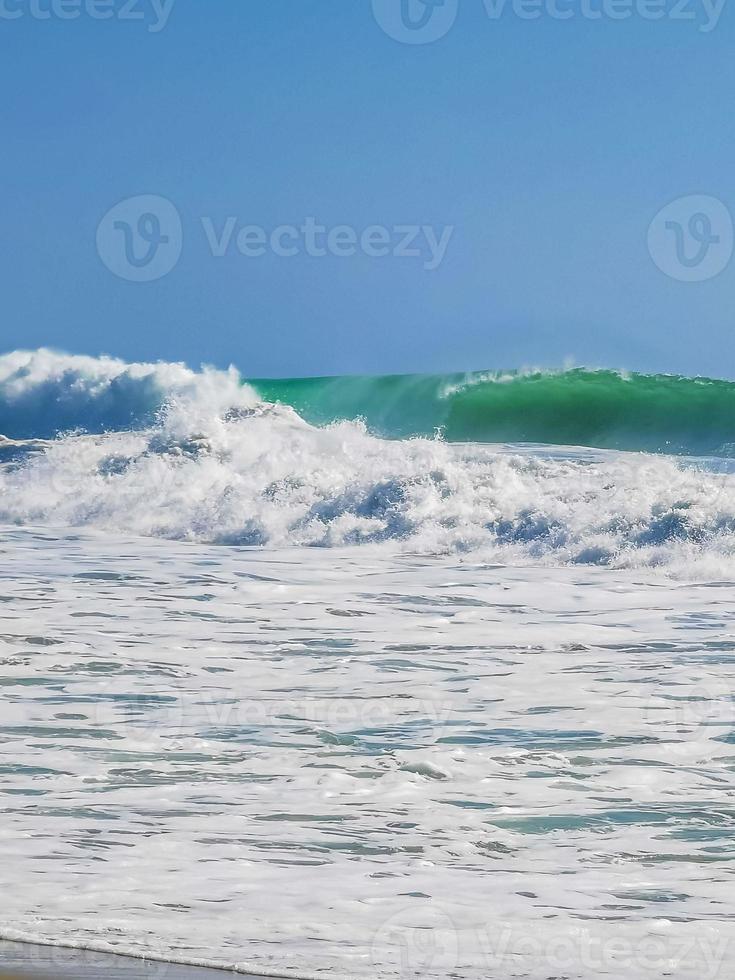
[{"xmin": 2, "ymin": 351, "xmax": 735, "ymax": 570}]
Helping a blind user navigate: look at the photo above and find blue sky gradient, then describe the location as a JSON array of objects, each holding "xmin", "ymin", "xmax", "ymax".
[{"xmin": 1, "ymin": 0, "xmax": 734, "ymax": 378}]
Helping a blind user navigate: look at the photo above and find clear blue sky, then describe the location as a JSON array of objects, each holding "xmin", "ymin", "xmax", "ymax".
[{"xmin": 2, "ymin": 0, "xmax": 734, "ymax": 378}]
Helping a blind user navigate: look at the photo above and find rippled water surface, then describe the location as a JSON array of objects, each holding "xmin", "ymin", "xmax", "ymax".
[{"xmin": 1, "ymin": 528, "xmax": 734, "ymax": 979}]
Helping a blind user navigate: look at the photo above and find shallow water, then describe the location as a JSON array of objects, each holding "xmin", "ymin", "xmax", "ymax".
[
  {"xmin": 0, "ymin": 940, "xmax": 254, "ymax": 980},
  {"xmin": 1, "ymin": 527, "xmax": 733, "ymax": 979}
]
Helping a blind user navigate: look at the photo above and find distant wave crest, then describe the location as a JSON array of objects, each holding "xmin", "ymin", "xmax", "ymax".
[{"xmin": 253, "ymin": 366, "xmax": 735, "ymax": 457}]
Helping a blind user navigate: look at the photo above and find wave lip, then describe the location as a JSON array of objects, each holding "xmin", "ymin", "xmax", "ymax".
[{"xmin": 252, "ymin": 367, "xmax": 735, "ymax": 457}]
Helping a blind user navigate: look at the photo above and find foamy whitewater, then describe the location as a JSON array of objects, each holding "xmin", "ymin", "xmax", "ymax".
[{"xmin": 0, "ymin": 350, "xmax": 734, "ymax": 979}]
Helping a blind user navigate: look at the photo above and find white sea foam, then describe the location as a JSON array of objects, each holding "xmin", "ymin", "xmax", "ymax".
[
  {"xmin": 1, "ymin": 354, "xmax": 734, "ymax": 979},
  {"xmin": 0, "ymin": 347, "xmax": 258, "ymax": 439},
  {"xmin": 1, "ymin": 352, "xmax": 735, "ymax": 572},
  {"xmin": 0, "ymin": 529, "xmax": 733, "ymax": 979}
]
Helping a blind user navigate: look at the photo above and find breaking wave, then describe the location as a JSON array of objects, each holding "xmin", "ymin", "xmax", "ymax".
[
  {"xmin": 253, "ymin": 367, "xmax": 735, "ymax": 457},
  {"xmin": 2, "ymin": 349, "xmax": 735, "ymax": 571}
]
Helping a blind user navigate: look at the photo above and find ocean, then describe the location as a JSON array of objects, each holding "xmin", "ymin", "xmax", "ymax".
[{"xmin": 0, "ymin": 349, "xmax": 733, "ymax": 979}]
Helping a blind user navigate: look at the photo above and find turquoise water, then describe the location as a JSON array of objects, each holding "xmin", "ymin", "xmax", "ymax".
[{"xmin": 250, "ymin": 368, "xmax": 735, "ymax": 456}]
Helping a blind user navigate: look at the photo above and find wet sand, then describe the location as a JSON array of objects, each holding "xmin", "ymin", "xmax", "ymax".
[{"xmin": 0, "ymin": 942, "xmax": 264, "ymax": 979}]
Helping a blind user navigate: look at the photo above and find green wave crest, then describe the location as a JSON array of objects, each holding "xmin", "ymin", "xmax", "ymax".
[{"xmin": 250, "ymin": 368, "xmax": 735, "ymax": 456}]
